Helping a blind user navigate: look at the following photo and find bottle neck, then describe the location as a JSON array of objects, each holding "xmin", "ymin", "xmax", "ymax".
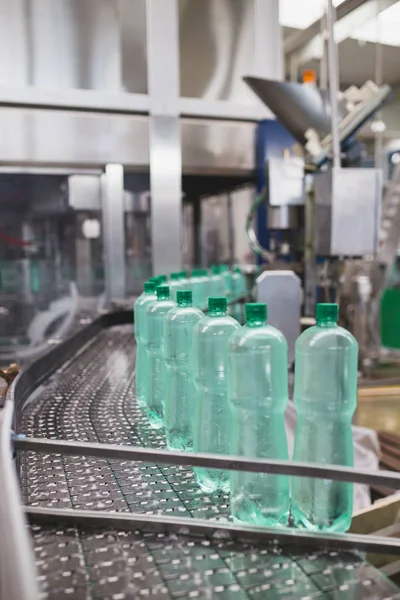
[
  {"xmin": 178, "ymin": 302, "xmax": 191, "ymax": 308},
  {"xmin": 316, "ymin": 319, "xmax": 337, "ymax": 328},
  {"xmin": 209, "ymin": 310, "xmax": 226, "ymax": 317},
  {"xmin": 247, "ymin": 319, "xmax": 265, "ymax": 328}
]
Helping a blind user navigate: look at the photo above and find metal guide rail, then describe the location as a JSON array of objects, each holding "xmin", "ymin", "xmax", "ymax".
[{"xmin": 1, "ymin": 310, "xmax": 400, "ymax": 599}]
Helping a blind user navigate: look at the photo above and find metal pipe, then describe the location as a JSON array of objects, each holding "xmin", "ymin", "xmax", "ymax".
[
  {"xmin": 15, "ymin": 435, "xmax": 400, "ymax": 489},
  {"xmin": 326, "ymin": 0, "xmax": 341, "ymax": 168},
  {"xmin": 25, "ymin": 506, "xmax": 400, "ymax": 556}
]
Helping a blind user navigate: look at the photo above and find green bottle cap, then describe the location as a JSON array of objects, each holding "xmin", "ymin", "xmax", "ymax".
[
  {"xmin": 316, "ymin": 303, "xmax": 338, "ymax": 323},
  {"xmin": 200, "ymin": 269, "xmax": 208, "ymax": 276},
  {"xmin": 192, "ymin": 269, "xmax": 199, "ymax": 277},
  {"xmin": 170, "ymin": 272, "xmax": 180, "ymax": 281},
  {"xmin": 177, "ymin": 290, "xmax": 192, "ymax": 306},
  {"xmin": 158, "ymin": 274, "xmax": 167, "ymax": 283},
  {"xmin": 208, "ymin": 296, "xmax": 226, "ymax": 314},
  {"xmin": 246, "ymin": 303, "xmax": 267, "ymax": 323},
  {"xmin": 156, "ymin": 285, "xmax": 170, "ymax": 300},
  {"xmin": 220, "ymin": 264, "xmax": 229, "ymax": 271},
  {"xmin": 144, "ymin": 281, "xmax": 156, "ymax": 293},
  {"xmin": 234, "ymin": 266, "xmax": 241, "ymax": 273},
  {"xmin": 179, "ymin": 270, "xmax": 187, "ymax": 278},
  {"xmin": 211, "ymin": 265, "xmax": 220, "ymax": 274}
]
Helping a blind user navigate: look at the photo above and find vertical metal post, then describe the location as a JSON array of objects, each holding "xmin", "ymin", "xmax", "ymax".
[
  {"xmin": 304, "ymin": 183, "xmax": 317, "ymax": 317},
  {"xmin": 326, "ymin": 0, "xmax": 341, "ymax": 168},
  {"xmin": 227, "ymin": 192, "xmax": 235, "ymax": 264},
  {"xmin": 101, "ymin": 164, "xmax": 126, "ymax": 301},
  {"xmin": 320, "ymin": 13, "xmax": 328, "ymax": 90},
  {"xmin": 192, "ymin": 196, "xmax": 202, "ymax": 267},
  {"xmin": 146, "ymin": 0, "xmax": 182, "ymax": 275},
  {"xmin": 374, "ymin": 0, "xmax": 384, "ymax": 172}
]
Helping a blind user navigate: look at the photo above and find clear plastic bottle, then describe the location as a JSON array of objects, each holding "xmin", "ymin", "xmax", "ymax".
[
  {"xmin": 169, "ymin": 272, "xmax": 181, "ymax": 301},
  {"xmin": 178, "ymin": 270, "xmax": 191, "ymax": 291},
  {"xmin": 231, "ymin": 267, "xmax": 247, "ymax": 299},
  {"xmin": 144, "ymin": 285, "xmax": 176, "ymax": 428},
  {"xmin": 192, "ymin": 296, "xmax": 241, "ymax": 492},
  {"xmin": 220, "ymin": 264, "xmax": 233, "ymax": 298},
  {"xmin": 133, "ymin": 281, "xmax": 157, "ymax": 407},
  {"xmin": 190, "ymin": 269, "xmax": 204, "ymax": 309},
  {"xmin": 199, "ymin": 269, "xmax": 210, "ymax": 310},
  {"xmin": 164, "ymin": 290, "xmax": 204, "ymax": 451},
  {"xmin": 209, "ymin": 265, "xmax": 225, "ymax": 297},
  {"xmin": 231, "ymin": 267, "xmax": 247, "ymax": 322},
  {"xmin": 292, "ymin": 303, "xmax": 358, "ymax": 533},
  {"xmin": 228, "ymin": 303, "xmax": 290, "ymax": 527}
]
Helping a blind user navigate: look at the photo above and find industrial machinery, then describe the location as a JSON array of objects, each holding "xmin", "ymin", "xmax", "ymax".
[{"xmin": 243, "ymin": 4, "xmax": 398, "ymax": 371}]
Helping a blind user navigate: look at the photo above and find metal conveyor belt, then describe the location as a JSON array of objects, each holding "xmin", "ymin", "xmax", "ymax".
[{"xmin": 15, "ymin": 324, "xmax": 400, "ymax": 599}]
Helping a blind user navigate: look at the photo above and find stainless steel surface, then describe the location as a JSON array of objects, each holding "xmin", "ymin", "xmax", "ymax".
[
  {"xmin": 179, "ymin": 96, "xmax": 268, "ymax": 120},
  {"xmin": 0, "ymin": 108, "xmax": 150, "ymax": 168},
  {"xmin": 4, "ymin": 318, "xmax": 398, "ymax": 598},
  {"xmin": 25, "ymin": 506, "xmax": 400, "ymax": 557},
  {"xmin": 102, "ymin": 165, "xmax": 126, "ymax": 300},
  {"xmin": 179, "ymin": 0, "xmax": 275, "ymax": 108},
  {"xmin": 182, "ymin": 118, "xmax": 255, "ymax": 175},
  {"xmin": 15, "ymin": 434, "xmax": 400, "ymax": 488},
  {"xmin": 244, "ymin": 77, "xmax": 332, "ymax": 146},
  {"xmin": 147, "ymin": 0, "xmax": 182, "ymax": 274},
  {"xmin": 253, "ymin": 0, "xmax": 283, "ymax": 82},
  {"xmin": 0, "ymin": 107, "xmax": 255, "ymax": 174},
  {"xmin": 0, "ymin": 395, "xmax": 40, "ymax": 600},
  {"xmin": 256, "ymin": 271, "xmax": 301, "ymax": 364},
  {"xmin": 147, "ymin": 0, "xmax": 179, "ymax": 118},
  {"xmin": 314, "ymin": 167, "xmax": 381, "ymax": 256},
  {"xmin": 149, "ymin": 116, "xmax": 182, "ymax": 274},
  {"xmin": 0, "ymin": 84, "xmax": 150, "ymax": 113},
  {"xmin": 119, "ymin": 0, "xmax": 148, "ymax": 94},
  {"xmin": 0, "ymin": 85, "xmax": 270, "ymax": 121},
  {"xmin": 326, "ymin": 0, "xmax": 341, "ymax": 169},
  {"xmin": 0, "ymin": 0, "xmax": 147, "ymax": 93}
]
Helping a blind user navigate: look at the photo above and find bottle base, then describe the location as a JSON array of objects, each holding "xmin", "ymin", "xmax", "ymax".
[
  {"xmin": 136, "ymin": 394, "xmax": 146, "ymax": 409},
  {"xmin": 166, "ymin": 432, "xmax": 192, "ymax": 452},
  {"xmin": 231, "ymin": 495, "xmax": 289, "ymax": 528},
  {"xmin": 291, "ymin": 508, "xmax": 352, "ymax": 533},
  {"xmin": 194, "ymin": 468, "xmax": 230, "ymax": 494},
  {"xmin": 232, "ymin": 514, "xmax": 289, "ymax": 529},
  {"xmin": 147, "ymin": 409, "xmax": 163, "ymax": 429}
]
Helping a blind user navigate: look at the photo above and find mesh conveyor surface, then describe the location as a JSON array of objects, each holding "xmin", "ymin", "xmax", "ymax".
[{"xmin": 18, "ymin": 325, "xmax": 400, "ymax": 599}]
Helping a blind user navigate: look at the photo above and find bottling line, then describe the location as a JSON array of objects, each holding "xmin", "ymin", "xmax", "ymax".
[{"xmin": 2, "ymin": 1, "xmax": 400, "ymax": 599}]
